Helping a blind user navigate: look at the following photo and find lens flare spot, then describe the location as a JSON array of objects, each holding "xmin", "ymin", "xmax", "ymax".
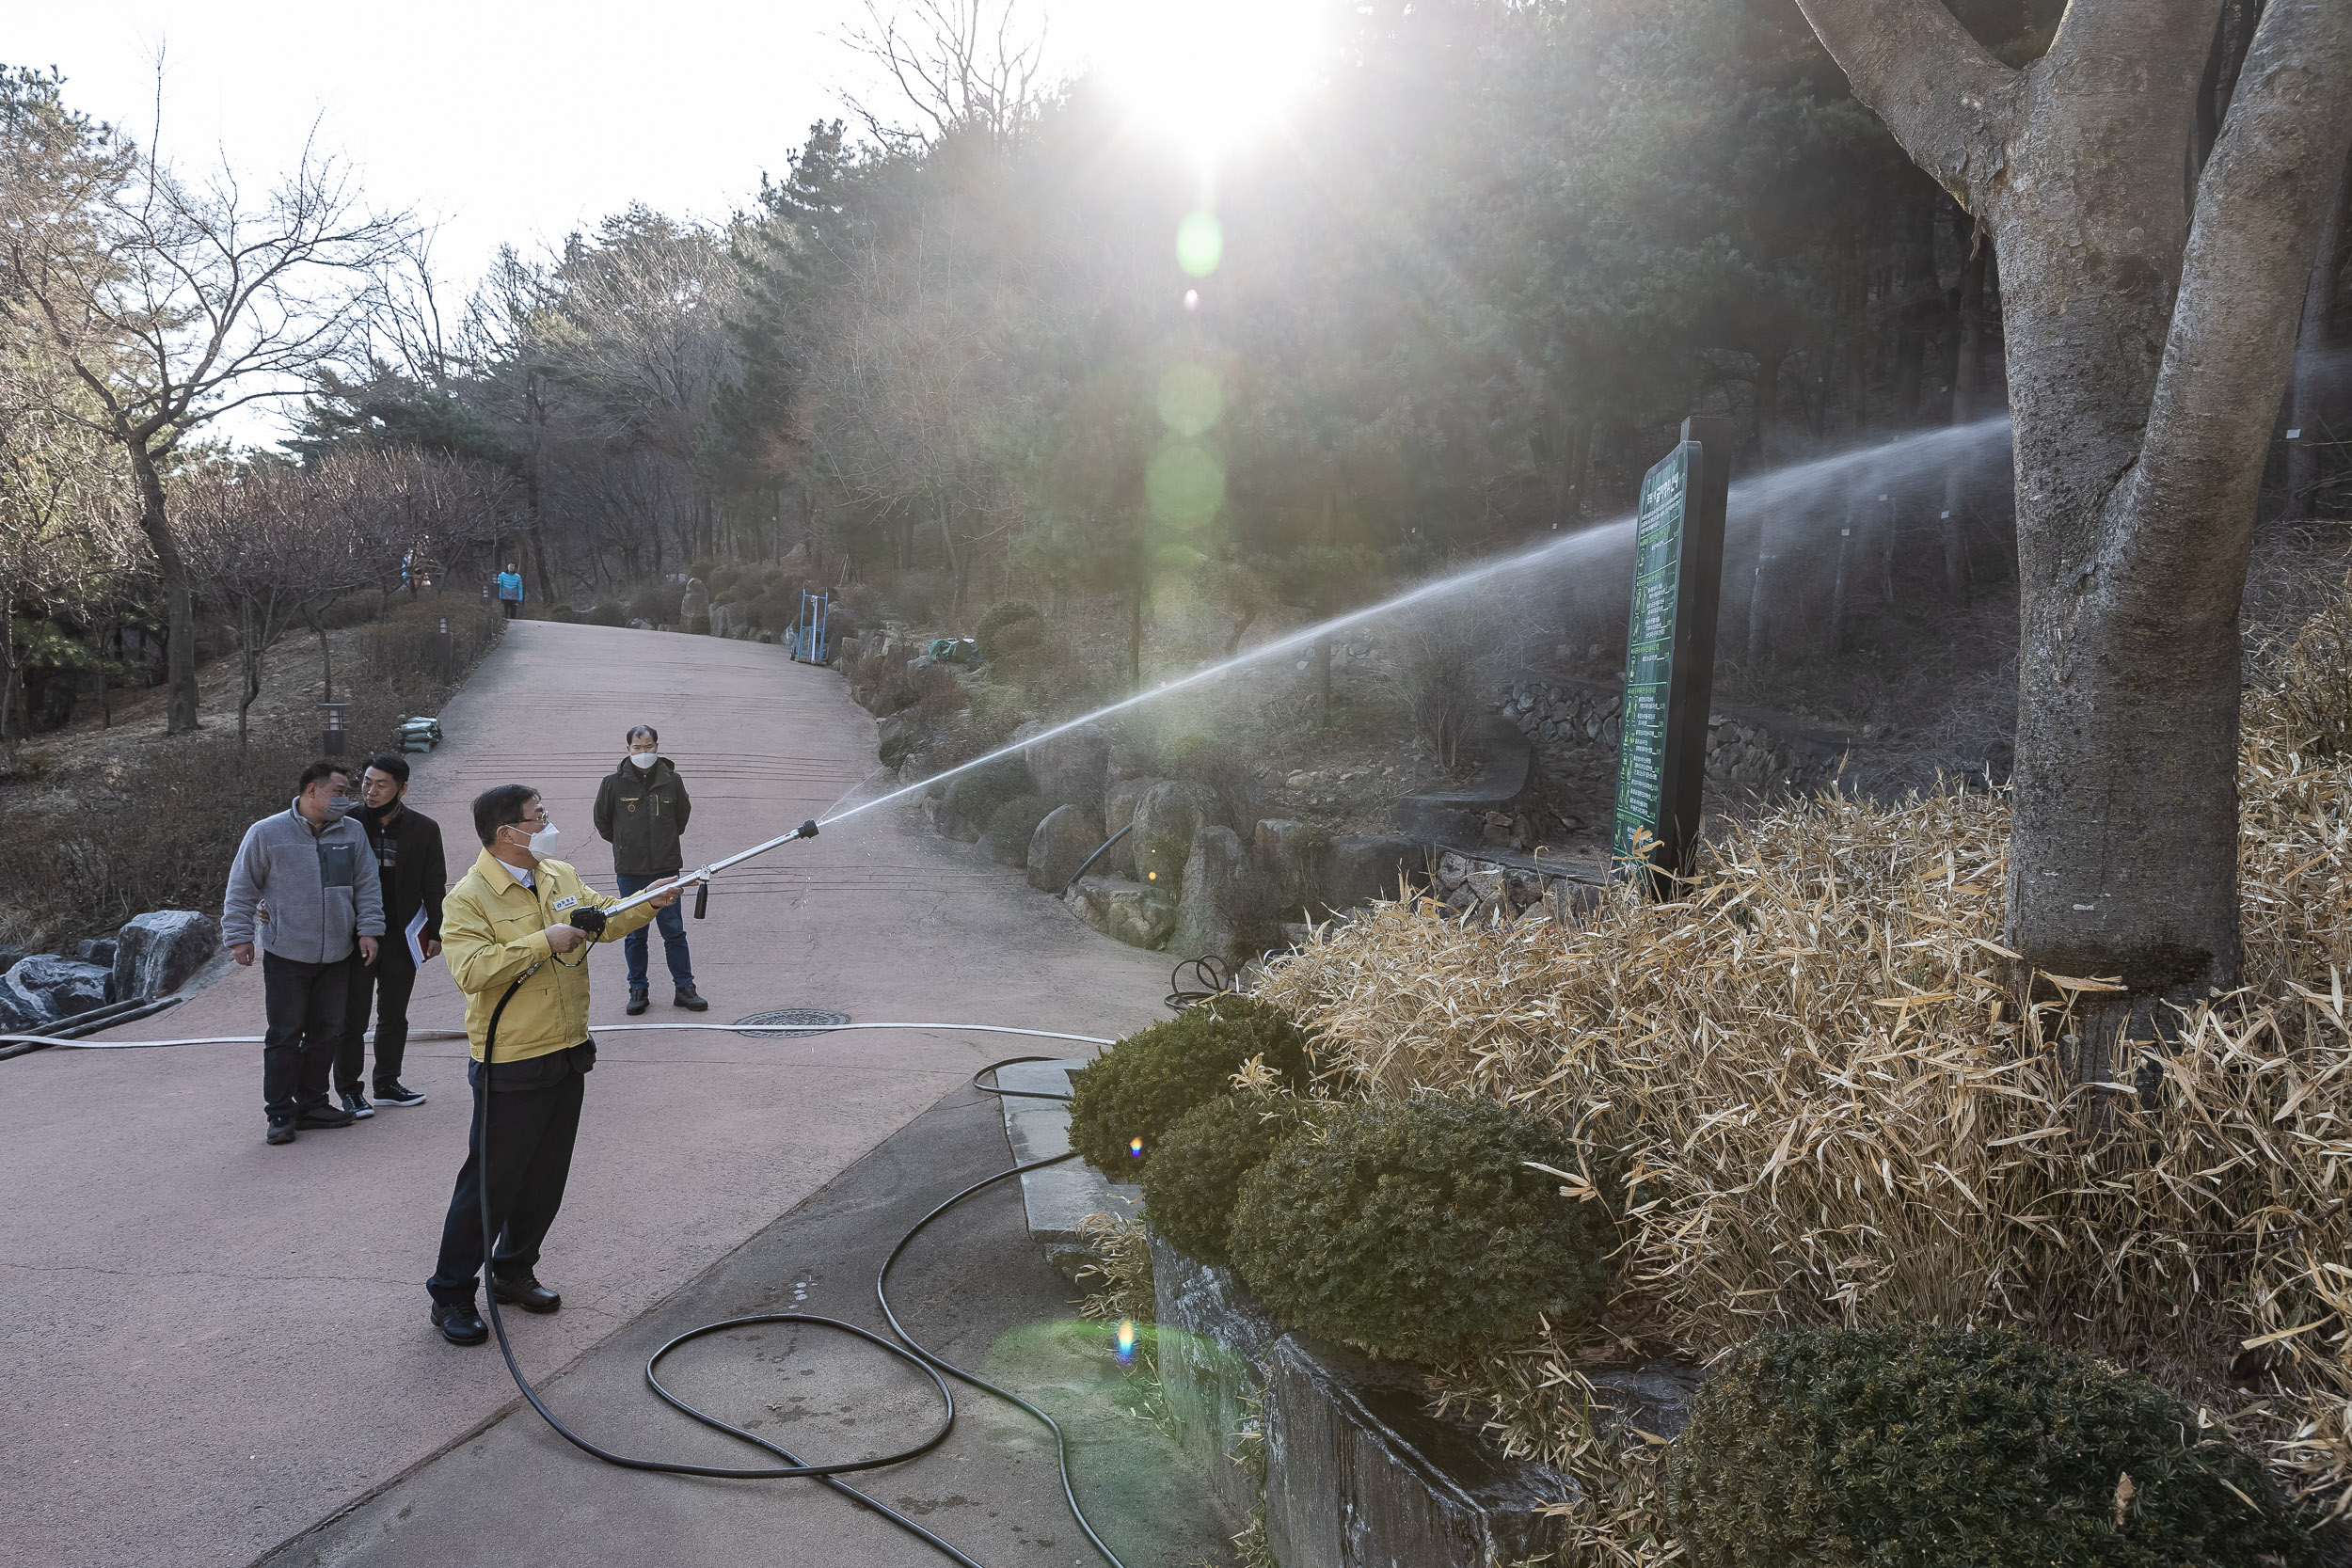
[
  {"xmin": 1183, "ymin": 288, "xmax": 1200, "ymax": 310},
  {"xmin": 1128, "ymin": 1136, "xmax": 1146, "ymax": 1158},
  {"xmin": 1146, "ymin": 439, "xmax": 1225, "ymax": 525},
  {"xmin": 1116, "ymin": 1319, "xmax": 1137, "ymax": 1363},
  {"xmin": 1176, "ymin": 211, "xmax": 1222, "ymax": 277},
  {"xmin": 1158, "ymin": 362, "xmax": 1222, "ymax": 436}
]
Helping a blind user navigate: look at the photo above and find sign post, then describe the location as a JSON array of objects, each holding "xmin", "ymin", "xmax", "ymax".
[{"xmin": 1612, "ymin": 416, "xmax": 1731, "ymax": 897}]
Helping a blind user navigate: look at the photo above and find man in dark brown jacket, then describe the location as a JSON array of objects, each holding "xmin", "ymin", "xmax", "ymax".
[{"xmin": 592, "ymin": 724, "xmax": 707, "ymax": 1015}]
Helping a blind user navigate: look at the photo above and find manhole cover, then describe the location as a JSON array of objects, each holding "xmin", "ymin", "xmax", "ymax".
[{"xmin": 733, "ymin": 1008, "xmax": 850, "ymax": 1039}]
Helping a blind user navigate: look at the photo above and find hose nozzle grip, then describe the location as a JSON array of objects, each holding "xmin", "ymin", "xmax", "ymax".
[
  {"xmin": 567, "ymin": 907, "xmax": 609, "ymax": 938},
  {"xmin": 798, "ymin": 818, "xmax": 819, "ymax": 839}
]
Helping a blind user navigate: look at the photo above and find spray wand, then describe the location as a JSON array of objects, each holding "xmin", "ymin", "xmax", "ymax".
[{"xmin": 602, "ymin": 816, "xmax": 818, "ymax": 920}]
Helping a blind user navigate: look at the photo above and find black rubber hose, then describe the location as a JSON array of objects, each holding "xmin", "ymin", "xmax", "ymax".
[
  {"xmin": 1058, "ymin": 820, "xmax": 1136, "ymax": 898},
  {"xmin": 470, "ymin": 977, "xmax": 1124, "ymax": 1567},
  {"xmin": 471, "ymin": 966, "xmax": 988, "ymax": 1567}
]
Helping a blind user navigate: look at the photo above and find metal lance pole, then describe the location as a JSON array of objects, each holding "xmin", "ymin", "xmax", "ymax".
[
  {"xmin": 1610, "ymin": 415, "xmax": 1730, "ymax": 899},
  {"xmin": 603, "ymin": 819, "xmax": 821, "ymax": 918},
  {"xmin": 438, "ymin": 617, "xmax": 453, "ymax": 684}
]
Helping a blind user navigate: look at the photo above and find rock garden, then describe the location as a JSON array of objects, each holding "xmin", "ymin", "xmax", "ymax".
[{"xmin": 1007, "ymin": 621, "xmax": 2352, "ymax": 1567}]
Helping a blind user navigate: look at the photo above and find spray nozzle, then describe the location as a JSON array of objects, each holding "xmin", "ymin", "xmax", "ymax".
[{"xmin": 797, "ymin": 818, "xmax": 819, "ymax": 839}]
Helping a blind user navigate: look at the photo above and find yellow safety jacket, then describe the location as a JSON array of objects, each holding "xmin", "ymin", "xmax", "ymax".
[{"xmin": 440, "ymin": 850, "xmax": 661, "ymax": 1064}]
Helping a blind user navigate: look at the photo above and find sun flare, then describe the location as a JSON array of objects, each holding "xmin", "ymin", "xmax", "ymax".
[{"xmin": 1084, "ymin": 0, "xmax": 1327, "ymax": 160}]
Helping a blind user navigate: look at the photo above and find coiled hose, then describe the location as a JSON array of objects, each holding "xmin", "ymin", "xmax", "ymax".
[{"xmin": 469, "ymin": 952, "xmax": 1132, "ymax": 1568}]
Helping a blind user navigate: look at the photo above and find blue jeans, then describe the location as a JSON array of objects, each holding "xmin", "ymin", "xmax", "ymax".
[{"xmin": 614, "ymin": 873, "xmax": 694, "ymax": 990}]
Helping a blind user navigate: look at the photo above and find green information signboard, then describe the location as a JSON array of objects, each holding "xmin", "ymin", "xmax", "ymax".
[{"xmin": 1612, "ymin": 418, "xmax": 1730, "ymax": 895}]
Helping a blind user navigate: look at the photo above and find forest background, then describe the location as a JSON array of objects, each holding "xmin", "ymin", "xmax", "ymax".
[{"xmin": 2, "ymin": 0, "xmax": 2344, "ymax": 929}]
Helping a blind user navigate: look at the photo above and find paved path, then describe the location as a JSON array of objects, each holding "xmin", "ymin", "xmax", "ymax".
[{"xmin": 0, "ymin": 621, "xmax": 1173, "ymax": 1568}]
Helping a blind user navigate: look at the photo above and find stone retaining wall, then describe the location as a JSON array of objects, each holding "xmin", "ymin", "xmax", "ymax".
[{"xmin": 1499, "ymin": 673, "xmax": 1857, "ymax": 800}]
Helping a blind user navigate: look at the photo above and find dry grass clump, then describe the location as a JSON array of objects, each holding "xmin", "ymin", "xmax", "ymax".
[{"xmin": 1256, "ymin": 704, "xmax": 2352, "ymax": 1551}]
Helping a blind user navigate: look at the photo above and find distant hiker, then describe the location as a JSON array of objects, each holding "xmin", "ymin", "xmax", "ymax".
[
  {"xmin": 592, "ymin": 724, "xmax": 707, "ymax": 1016},
  {"xmin": 496, "ymin": 563, "xmax": 523, "ymax": 620},
  {"xmin": 223, "ymin": 760, "xmax": 385, "ymax": 1146},
  {"xmin": 334, "ymin": 753, "xmax": 448, "ymax": 1117}
]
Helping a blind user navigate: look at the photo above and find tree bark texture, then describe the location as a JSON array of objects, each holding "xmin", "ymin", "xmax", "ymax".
[
  {"xmin": 1795, "ymin": 0, "xmax": 2352, "ymax": 1044},
  {"xmin": 2286, "ymin": 151, "xmax": 2348, "ymax": 519},
  {"xmin": 1942, "ymin": 221, "xmax": 1989, "ymax": 602},
  {"xmin": 125, "ymin": 442, "xmax": 200, "ymax": 736}
]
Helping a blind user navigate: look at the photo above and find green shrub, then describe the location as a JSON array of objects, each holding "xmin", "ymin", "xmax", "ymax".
[
  {"xmin": 582, "ymin": 601, "xmax": 628, "ymax": 627},
  {"xmin": 1142, "ymin": 1094, "xmax": 1324, "ymax": 1267},
  {"xmin": 1227, "ymin": 1095, "xmax": 1612, "ymax": 1362},
  {"xmin": 943, "ymin": 754, "xmax": 1029, "ymax": 835},
  {"xmin": 977, "ymin": 599, "xmax": 1043, "ymax": 659},
  {"xmin": 1068, "ymin": 996, "xmax": 1313, "ymax": 1177},
  {"xmin": 879, "ymin": 730, "xmax": 917, "ymax": 771},
  {"xmin": 981, "ymin": 791, "xmax": 1049, "ymax": 866},
  {"xmin": 992, "ymin": 615, "xmax": 1045, "ymax": 657},
  {"xmin": 968, "ymin": 682, "xmax": 1028, "ymax": 737},
  {"xmin": 1667, "ymin": 1324, "xmax": 2314, "ymax": 1568}
]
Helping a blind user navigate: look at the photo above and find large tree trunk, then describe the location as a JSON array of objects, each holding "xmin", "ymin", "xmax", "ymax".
[
  {"xmin": 2286, "ymin": 153, "xmax": 2348, "ymax": 519},
  {"xmin": 1940, "ymin": 217, "xmax": 1989, "ymax": 603},
  {"xmin": 126, "ymin": 441, "xmax": 200, "ymax": 735},
  {"xmin": 1794, "ymin": 0, "xmax": 2352, "ymax": 1079}
]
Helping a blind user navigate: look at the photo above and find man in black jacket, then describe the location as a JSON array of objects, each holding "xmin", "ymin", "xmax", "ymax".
[
  {"xmin": 592, "ymin": 724, "xmax": 707, "ymax": 1016},
  {"xmin": 337, "ymin": 753, "xmax": 449, "ymax": 1115}
]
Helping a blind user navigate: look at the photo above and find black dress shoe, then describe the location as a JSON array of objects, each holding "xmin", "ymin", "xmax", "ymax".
[
  {"xmin": 294, "ymin": 1102, "xmax": 357, "ymax": 1130},
  {"xmin": 673, "ymin": 986, "xmax": 708, "ymax": 1012},
  {"xmin": 431, "ymin": 1299, "xmax": 488, "ymax": 1345},
  {"xmin": 626, "ymin": 987, "xmax": 649, "ymax": 1016},
  {"xmin": 491, "ymin": 1274, "xmax": 562, "ymax": 1314},
  {"xmin": 265, "ymin": 1118, "xmax": 297, "ymax": 1146}
]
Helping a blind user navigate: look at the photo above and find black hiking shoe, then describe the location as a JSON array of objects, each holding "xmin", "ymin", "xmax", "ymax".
[
  {"xmin": 374, "ymin": 1081, "xmax": 426, "ymax": 1107},
  {"xmin": 431, "ymin": 1300, "xmax": 488, "ymax": 1345},
  {"xmin": 626, "ymin": 987, "xmax": 649, "ymax": 1016},
  {"xmin": 265, "ymin": 1118, "xmax": 297, "ymax": 1146},
  {"xmin": 674, "ymin": 986, "xmax": 708, "ymax": 1012}
]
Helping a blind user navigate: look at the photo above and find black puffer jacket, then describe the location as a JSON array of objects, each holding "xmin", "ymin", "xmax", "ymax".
[{"xmin": 594, "ymin": 755, "xmax": 691, "ymax": 877}]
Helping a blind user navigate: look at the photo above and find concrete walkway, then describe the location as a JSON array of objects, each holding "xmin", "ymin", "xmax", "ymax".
[{"xmin": 0, "ymin": 621, "xmax": 1174, "ymax": 1568}]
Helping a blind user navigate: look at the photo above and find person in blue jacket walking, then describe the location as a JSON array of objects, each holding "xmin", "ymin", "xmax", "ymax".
[{"xmin": 496, "ymin": 562, "xmax": 523, "ymax": 619}]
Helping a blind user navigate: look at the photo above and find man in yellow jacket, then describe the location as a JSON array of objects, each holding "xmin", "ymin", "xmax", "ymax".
[{"xmin": 425, "ymin": 783, "xmax": 679, "ymax": 1346}]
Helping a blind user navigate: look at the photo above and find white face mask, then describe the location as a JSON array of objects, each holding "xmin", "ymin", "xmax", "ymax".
[
  {"xmin": 628, "ymin": 752, "xmax": 660, "ymax": 768},
  {"xmin": 508, "ymin": 820, "xmax": 561, "ymax": 859}
]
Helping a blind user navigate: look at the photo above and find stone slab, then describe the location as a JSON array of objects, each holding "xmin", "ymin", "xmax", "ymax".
[{"xmin": 995, "ymin": 1058, "xmax": 1141, "ymax": 1277}]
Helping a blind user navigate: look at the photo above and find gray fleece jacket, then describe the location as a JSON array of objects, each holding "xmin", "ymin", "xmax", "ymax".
[{"xmin": 222, "ymin": 801, "xmax": 387, "ymax": 964}]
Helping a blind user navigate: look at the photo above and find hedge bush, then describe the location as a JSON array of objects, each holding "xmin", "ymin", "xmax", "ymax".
[
  {"xmin": 1667, "ymin": 1324, "xmax": 2314, "ymax": 1568},
  {"xmin": 1068, "ymin": 996, "xmax": 1313, "ymax": 1177},
  {"xmin": 981, "ymin": 792, "xmax": 1049, "ymax": 867},
  {"xmin": 1142, "ymin": 1094, "xmax": 1323, "ymax": 1267},
  {"xmin": 1226, "ymin": 1095, "xmax": 1613, "ymax": 1362},
  {"xmin": 976, "ymin": 598, "xmax": 1042, "ymax": 660}
]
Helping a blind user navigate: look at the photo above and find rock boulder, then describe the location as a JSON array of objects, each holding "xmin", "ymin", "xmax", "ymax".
[
  {"xmin": 1321, "ymin": 834, "xmax": 1425, "ymax": 911},
  {"xmin": 5, "ymin": 955, "xmax": 112, "ymax": 1018},
  {"xmin": 1066, "ymin": 877, "xmax": 1177, "ymax": 950},
  {"xmin": 1172, "ymin": 825, "xmax": 1258, "ymax": 963},
  {"xmin": 1027, "ymin": 805, "xmax": 1104, "ymax": 893},
  {"xmin": 1101, "ymin": 776, "xmax": 1165, "ymax": 878},
  {"xmin": 1024, "ymin": 722, "xmax": 1110, "ymax": 816},
  {"xmin": 112, "ymin": 911, "xmax": 221, "ymax": 1001},
  {"xmin": 77, "ymin": 937, "xmax": 119, "ymax": 969},
  {"xmin": 1132, "ymin": 781, "xmax": 1216, "ymax": 889}
]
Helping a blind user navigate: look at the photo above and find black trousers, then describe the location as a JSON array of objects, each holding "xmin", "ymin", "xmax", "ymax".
[
  {"xmin": 335, "ymin": 949, "xmax": 418, "ymax": 1095},
  {"xmin": 262, "ymin": 954, "xmax": 348, "ymax": 1121},
  {"xmin": 427, "ymin": 1048, "xmax": 588, "ymax": 1306},
  {"xmin": 501, "ymin": 598, "xmax": 519, "ymax": 619}
]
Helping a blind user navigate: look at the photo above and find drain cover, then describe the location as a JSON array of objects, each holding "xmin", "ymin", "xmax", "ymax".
[{"xmin": 733, "ymin": 1008, "xmax": 850, "ymax": 1039}]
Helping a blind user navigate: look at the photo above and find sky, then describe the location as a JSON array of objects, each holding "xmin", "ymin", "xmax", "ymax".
[{"xmin": 10, "ymin": 1, "xmax": 1332, "ymax": 444}]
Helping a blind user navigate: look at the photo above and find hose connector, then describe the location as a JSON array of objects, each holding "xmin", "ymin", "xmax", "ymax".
[{"xmin": 798, "ymin": 818, "xmax": 819, "ymax": 839}]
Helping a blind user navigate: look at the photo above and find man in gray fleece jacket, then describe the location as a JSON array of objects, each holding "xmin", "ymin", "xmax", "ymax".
[{"xmin": 222, "ymin": 759, "xmax": 386, "ymax": 1144}]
